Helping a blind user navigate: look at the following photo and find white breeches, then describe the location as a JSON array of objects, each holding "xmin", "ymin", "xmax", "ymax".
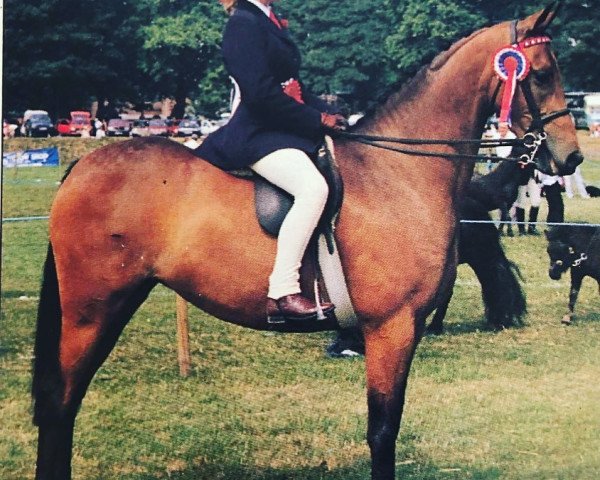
[
  {"xmin": 250, "ymin": 149, "xmax": 328, "ymax": 299},
  {"xmin": 514, "ymin": 177, "xmax": 541, "ymax": 209}
]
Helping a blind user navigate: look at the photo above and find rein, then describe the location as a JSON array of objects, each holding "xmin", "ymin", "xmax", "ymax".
[
  {"xmin": 338, "ymin": 130, "xmax": 537, "ymax": 163},
  {"xmin": 339, "ymin": 20, "xmax": 569, "ymax": 166}
]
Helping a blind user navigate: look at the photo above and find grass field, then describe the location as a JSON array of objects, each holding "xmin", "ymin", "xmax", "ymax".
[{"xmin": 1, "ymin": 135, "xmax": 599, "ymax": 479}]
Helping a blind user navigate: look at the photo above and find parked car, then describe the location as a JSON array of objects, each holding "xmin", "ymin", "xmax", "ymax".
[
  {"xmin": 106, "ymin": 118, "xmax": 132, "ymax": 137},
  {"xmin": 166, "ymin": 119, "xmax": 181, "ymax": 137},
  {"xmin": 177, "ymin": 119, "xmax": 202, "ymax": 137},
  {"xmin": 24, "ymin": 112, "xmax": 55, "ymax": 137},
  {"xmin": 21, "ymin": 110, "xmax": 50, "ymax": 136},
  {"xmin": 148, "ymin": 118, "xmax": 169, "ymax": 136},
  {"xmin": 565, "ymin": 92, "xmax": 588, "ymax": 129},
  {"xmin": 56, "ymin": 111, "xmax": 92, "ymax": 136},
  {"xmin": 129, "ymin": 119, "xmax": 150, "ymax": 137}
]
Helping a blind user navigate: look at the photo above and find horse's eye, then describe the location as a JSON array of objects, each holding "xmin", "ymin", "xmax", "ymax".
[{"xmin": 532, "ymin": 69, "xmax": 553, "ymax": 84}]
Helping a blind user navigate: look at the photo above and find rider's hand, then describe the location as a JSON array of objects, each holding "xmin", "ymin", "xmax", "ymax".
[{"xmin": 321, "ymin": 113, "xmax": 348, "ymax": 132}]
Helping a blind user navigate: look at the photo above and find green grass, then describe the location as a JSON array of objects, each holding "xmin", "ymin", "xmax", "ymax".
[{"xmin": 1, "ymin": 134, "xmax": 600, "ymax": 479}]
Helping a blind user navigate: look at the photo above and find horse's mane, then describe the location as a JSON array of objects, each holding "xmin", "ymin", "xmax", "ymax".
[{"xmin": 352, "ymin": 27, "xmax": 490, "ymax": 130}]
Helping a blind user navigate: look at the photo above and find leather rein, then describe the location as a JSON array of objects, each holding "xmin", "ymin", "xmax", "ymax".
[{"xmin": 339, "ymin": 20, "xmax": 570, "ymax": 166}]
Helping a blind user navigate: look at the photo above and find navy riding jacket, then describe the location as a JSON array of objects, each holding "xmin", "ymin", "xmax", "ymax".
[{"xmin": 194, "ymin": 0, "xmax": 335, "ymax": 170}]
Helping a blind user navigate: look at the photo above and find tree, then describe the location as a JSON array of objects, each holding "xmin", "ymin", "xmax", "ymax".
[
  {"xmin": 139, "ymin": 0, "xmax": 227, "ymax": 118},
  {"xmin": 3, "ymin": 0, "xmax": 149, "ymax": 118},
  {"xmin": 385, "ymin": 0, "xmax": 485, "ymax": 85},
  {"xmin": 283, "ymin": 0, "xmax": 395, "ymax": 112}
]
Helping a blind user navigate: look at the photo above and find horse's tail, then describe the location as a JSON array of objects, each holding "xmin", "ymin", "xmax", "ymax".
[
  {"xmin": 32, "ymin": 243, "xmax": 65, "ymax": 426},
  {"xmin": 472, "ymin": 255, "xmax": 527, "ymax": 329},
  {"xmin": 459, "ymin": 198, "xmax": 526, "ymax": 329}
]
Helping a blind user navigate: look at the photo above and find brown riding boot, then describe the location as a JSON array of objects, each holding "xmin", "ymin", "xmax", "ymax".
[{"xmin": 267, "ymin": 293, "xmax": 334, "ymax": 322}]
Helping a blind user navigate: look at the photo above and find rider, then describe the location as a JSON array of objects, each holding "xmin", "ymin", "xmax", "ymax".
[{"xmin": 195, "ymin": 0, "xmax": 347, "ymax": 322}]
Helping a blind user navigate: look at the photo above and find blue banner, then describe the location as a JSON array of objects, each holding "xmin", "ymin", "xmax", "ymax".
[{"xmin": 3, "ymin": 147, "xmax": 59, "ymax": 167}]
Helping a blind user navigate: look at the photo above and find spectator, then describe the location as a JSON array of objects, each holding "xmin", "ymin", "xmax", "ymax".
[
  {"xmin": 511, "ymin": 165, "xmax": 542, "ymax": 235},
  {"xmin": 538, "ymin": 172, "xmax": 564, "ymax": 224},
  {"xmin": 563, "ymin": 166, "xmax": 590, "ymax": 199},
  {"xmin": 494, "ymin": 121, "xmax": 516, "ymax": 159},
  {"xmin": 183, "ymin": 134, "xmax": 200, "ymax": 149},
  {"xmin": 95, "ymin": 123, "xmax": 106, "ymax": 139}
]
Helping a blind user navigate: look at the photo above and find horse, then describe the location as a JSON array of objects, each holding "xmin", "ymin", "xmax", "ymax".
[
  {"xmin": 545, "ymin": 225, "xmax": 600, "ymax": 325},
  {"xmin": 32, "ymin": 6, "xmax": 582, "ymax": 480},
  {"xmin": 327, "ymin": 196, "xmax": 527, "ymax": 352},
  {"xmin": 427, "ymin": 196, "xmax": 526, "ymax": 334},
  {"xmin": 467, "ymin": 160, "xmax": 533, "ymax": 237}
]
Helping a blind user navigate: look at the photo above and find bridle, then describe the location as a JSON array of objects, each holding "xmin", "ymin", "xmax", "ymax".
[
  {"xmin": 339, "ymin": 20, "xmax": 571, "ymax": 168},
  {"xmin": 491, "ymin": 20, "xmax": 570, "ymax": 143}
]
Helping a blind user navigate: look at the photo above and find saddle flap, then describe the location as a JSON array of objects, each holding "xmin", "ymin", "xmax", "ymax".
[{"xmin": 255, "ymin": 139, "xmax": 344, "ymax": 237}]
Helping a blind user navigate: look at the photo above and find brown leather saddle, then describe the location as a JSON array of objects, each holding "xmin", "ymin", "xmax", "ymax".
[
  {"xmin": 228, "ymin": 145, "xmax": 345, "ymax": 332},
  {"xmin": 254, "ymin": 147, "xmax": 343, "ymax": 248}
]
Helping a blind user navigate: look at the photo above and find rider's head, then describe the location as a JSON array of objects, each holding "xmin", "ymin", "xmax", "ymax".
[{"xmin": 219, "ymin": 0, "xmax": 237, "ymax": 14}]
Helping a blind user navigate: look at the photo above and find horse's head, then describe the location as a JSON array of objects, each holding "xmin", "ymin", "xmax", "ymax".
[
  {"xmin": 545, "ymin": 227, "xmax": 576, "ymax": 280},
  {"xmin": 491, "ymin": 3, "xmax": 583, "ymax": 175}
]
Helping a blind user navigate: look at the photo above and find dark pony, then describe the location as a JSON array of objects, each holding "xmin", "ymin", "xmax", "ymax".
[
  {"xmin": 428, "ymin": 196, "xmax": 526, "ymax": 334},
  {"xmin": 466, "ymin": 160, "xmax": 532, "ymax": 236},
  {"xmin": 545, "ymin": 224, "xmax": 600, "ymax": 324}
]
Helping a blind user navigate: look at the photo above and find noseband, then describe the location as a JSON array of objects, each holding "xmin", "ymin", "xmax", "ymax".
[{"xmin": 339, "ymin": 20, "xmax": 570, "ymax": 168}]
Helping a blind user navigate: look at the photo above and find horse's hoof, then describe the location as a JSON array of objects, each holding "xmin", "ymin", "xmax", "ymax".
[
  {"xmin": 561, "ymin": 315, "xmax": 572, "ymax": 325},
  {"xmin": 426, "ymin": 325, "xmax": 444, "ymax": 335}
]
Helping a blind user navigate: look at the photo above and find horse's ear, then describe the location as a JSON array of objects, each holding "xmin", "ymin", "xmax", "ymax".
[{"xmin": 520, "ymin": 2, "xmax": 561, "ymax": 36}]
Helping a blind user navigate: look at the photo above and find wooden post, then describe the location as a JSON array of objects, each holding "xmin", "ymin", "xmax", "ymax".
[{"xmin": 176, "ymin": 295, "xmax": 191, "ymax": 377}]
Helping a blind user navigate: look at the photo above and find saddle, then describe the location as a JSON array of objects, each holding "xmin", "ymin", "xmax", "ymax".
[{"xmin": 227, "ymin": 139, "xmax": 356, "ymax": 332}]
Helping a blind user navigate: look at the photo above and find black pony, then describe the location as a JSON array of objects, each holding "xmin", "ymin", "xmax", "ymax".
[
  {"xmin": 467, "ymin": 160, "xmax": 533, "ymax": 236},
  {"xmin": 327, "ymin": 195, "xmax": 527, "ymax": 355},
  {"xmin": 426, "ymin": 196, "xmax": 527, "ymax": 334},
  {"xmin": 545, "ymin": 224, "xmax": 600, "ymax": 324}
]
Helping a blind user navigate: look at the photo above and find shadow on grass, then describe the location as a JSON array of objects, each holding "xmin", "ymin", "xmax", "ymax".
[
  {"xmin": 425, "ymin": 317, "xmax": 526, "ymax": 338},
  {"xmin": 108, "ymin": 458, "xmax": 502, "ymax": 480},
  {"xmin": 1, "ymin": 290, "xmax": 39, "ymax": 299}
]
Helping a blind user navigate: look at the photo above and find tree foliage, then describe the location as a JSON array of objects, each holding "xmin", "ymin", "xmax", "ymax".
[
  {"xmin": 3, "ymin": 0, "xmax": 148, "ymax": 117},
  {"xmin": 3, "ymin": 0, "xmax": 599, "ymax": 119},
  {"xmin": 139, "ymin": 0, "xmax": 226, "ymax": 117}
]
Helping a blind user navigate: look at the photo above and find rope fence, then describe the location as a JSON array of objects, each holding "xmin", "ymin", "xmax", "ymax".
[
  {"xmin": 4, "ymin": 215, "xmax": 600, "ymax": 229},
  {"xmin": 3, "ymin": 214, "xmax": 598, "ymax": 376}
]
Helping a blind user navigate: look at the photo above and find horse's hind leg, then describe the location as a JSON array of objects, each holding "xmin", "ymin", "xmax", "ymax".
[
  {"xmin": 427, "ymin": 290, "xmax": 452, "ymax": 335},
  {"xmin": 33, "ymin": 250, "xmax": 155, "ymax": 479},
  {"xmin": 364, "ymin": 309, "xmax": 423, "ymax": 480}
]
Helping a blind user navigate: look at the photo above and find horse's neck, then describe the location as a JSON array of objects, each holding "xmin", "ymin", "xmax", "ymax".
[
  {"xmin": 364, "ymin": 39, "xmax": 491, "ymax": 151},
  {"xmin": 490, "ymin": 162, "xmax": 519, "ymax": 185}
]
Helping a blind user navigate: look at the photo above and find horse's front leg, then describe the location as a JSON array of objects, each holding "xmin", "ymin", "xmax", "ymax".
[
  {"xmin": 562, "ymin": 272, "xmax": 583, "ymax": 324},
  {"xmin": 364, "ymin": 310, "xmax": 423, "ymax": 480}
]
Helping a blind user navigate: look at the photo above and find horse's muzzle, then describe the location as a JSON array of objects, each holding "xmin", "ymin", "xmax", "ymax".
[
  {"xmin": 560, "ymin": 150, "xmax": 584, "ymax": 176},
  {"xmin": 548, "ymin": 265, "xmax": 563, "ymax": 280}
]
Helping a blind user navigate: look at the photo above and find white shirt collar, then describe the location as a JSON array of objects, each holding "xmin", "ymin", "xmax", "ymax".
[{"xmin": 246, "ymin": 0, "xmax": 271, "ymax": 18}]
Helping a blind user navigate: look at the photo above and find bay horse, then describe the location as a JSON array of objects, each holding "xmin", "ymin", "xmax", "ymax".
[
  {"xmin": 545, "ymin": 225, "xmax": 600, "ymax": 325},
  {"xmin": 328, "ymin": 195, "xmax": 527, "ymax": 353},
  {"xmin": 33, "ymin": 6, "xmax": 582, "ymax": 480}
]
